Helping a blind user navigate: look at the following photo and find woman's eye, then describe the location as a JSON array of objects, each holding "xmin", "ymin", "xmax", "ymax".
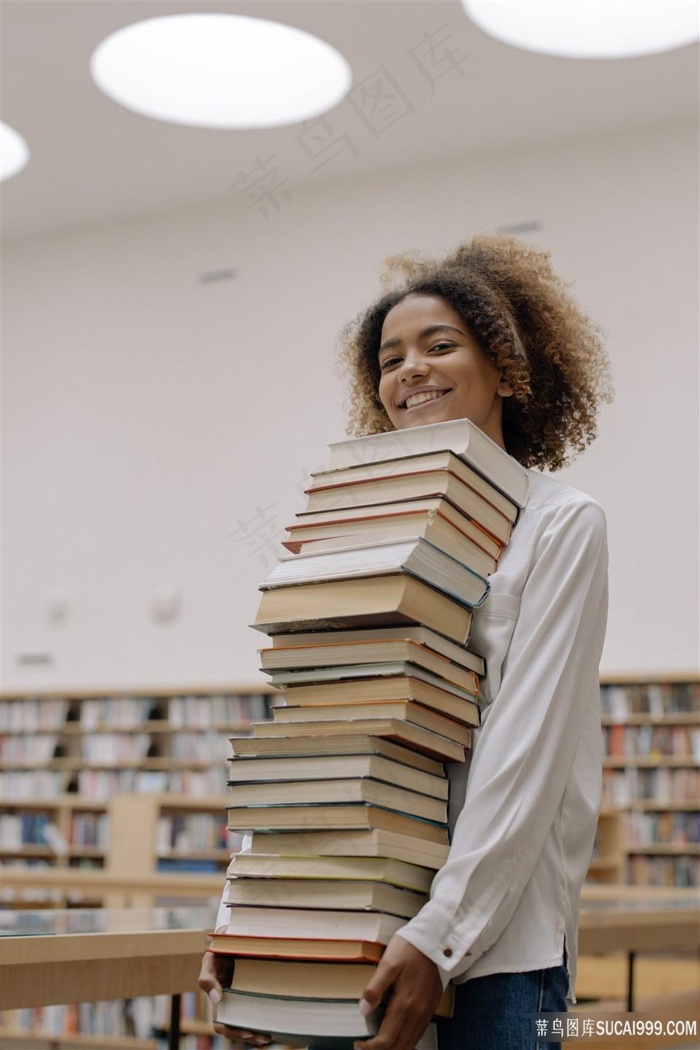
[
  {"xmin": 379, "ymin": 356, "xmax": 401, "ymax": 372},
  {"xmin": 428, "ymin": 342, "xmax": 453, "ymax": 353}
]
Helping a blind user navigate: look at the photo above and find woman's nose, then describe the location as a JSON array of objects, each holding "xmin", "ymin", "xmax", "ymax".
[{"xmin": 398, "ymin": 350, "xmax": 429, "ymax": 380}]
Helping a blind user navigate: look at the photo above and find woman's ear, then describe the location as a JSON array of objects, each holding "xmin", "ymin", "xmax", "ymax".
[{"xmin": 498, "ymin": 374, "xmax": 514, "ymax": 398}]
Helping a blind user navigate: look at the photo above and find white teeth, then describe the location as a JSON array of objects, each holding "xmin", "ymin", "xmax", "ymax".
[{"xmin": 404, "ymin": 390, "xmax": 445, "ymax": 409}]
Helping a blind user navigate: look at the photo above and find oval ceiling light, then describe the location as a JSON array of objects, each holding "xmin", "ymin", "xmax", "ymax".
[
  {"xmin": 0, "ymin": 121, "xmax": 30, "ymax": 181},
  {"xmin": 90, "ymin": 13, "xmax": 352, "ymax": 128},
  {"xmin": 462, "ymin": 0, "xmax": 699, "ymax": 59}
]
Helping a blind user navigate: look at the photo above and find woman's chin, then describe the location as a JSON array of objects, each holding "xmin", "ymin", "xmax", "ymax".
[{"xmin": 396, "ymin": 404, "xmax": 461, "ymax": 428}]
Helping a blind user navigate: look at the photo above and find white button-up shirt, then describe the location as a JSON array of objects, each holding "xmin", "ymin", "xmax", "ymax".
[{"xmin": 397, "ymin": 470, "xmax": 608, "ymax": 999}]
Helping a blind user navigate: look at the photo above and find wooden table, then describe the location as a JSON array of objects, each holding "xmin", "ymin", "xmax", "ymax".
[
  {"xmin": 579, "ymin": 886, "xmax": 700, "ymax": 1011},
  {"xmin": 0, "ymin": 893, "xmax": 697, "ymax": 1043},
  {"xmin": 0, "ymin": 867, "xmax": 224, "ymax": 909},
  {"xmin": 0, "ymin": 908, "xmax": 212, "ymax": 1049}
]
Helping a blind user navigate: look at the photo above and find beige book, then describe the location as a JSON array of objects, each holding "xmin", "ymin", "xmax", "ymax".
[
  {"xmin": 261, "ymin": 636, "xmax": 484, "ymax": 690},
  {"xmin": 273, "ymin": 699, "xmax": 474, "ymax": 742},
  {"xmin": 284, "ymin": 509, "xmax": 499, "ymax": 577},
  {"xmin": 269, "ymin": 658, "xmax": 479, "ymax": 698},
  {"xmin": 248, "ymin": 827, "xmax": 449, "ymax": 869},
  {"xmin": 224, "ymin": 876, "xmax": 427, "ymax": 920},
  {"xmin": 302, "ymin": 468, "xmax": 514, "ymax": 543},
  {"xmin": 248, "ymin": 715, "xmax": 468, "ymax": 763},
  {"xmin": 261, "ymin": 538, "xmax": 490, "ymax": 610},
  {"xmin": 281, "ymin": 674, "xmax": 479, "ymax": 727},
  {"xmin": 326, "ymin": 417, "xmax": 529, "ymax": 507},
  {"xmin": 253, "ymin": 573, "xmax": 474, "ymax": 644},
  {"xmin": 309, "ymin": 448, "xmax": 518, "ymax": 520},
  {"xmin": 269, "ymin": 625, "xmax": 485, "ymax": 676},
  {"xmin": 229, "ymin": 957, "xmax": 454, "ymax": 1018},
  {"xmin": 227, "ymin": 751, "xmax": 448, "ymax": 800},
  {"xmin": 227, "ymin": 801, "xmax": 448, "ymax": 842},
  {"xmin": 224, "ymin": 904, "xmax": 408, "ymax": 942},
  {"xmin": 228, "ymin": 731, "xmax": 446, "ymax": 776},
  {"xmin": 226, "ymin": 852, "xmax": 435, "ymax": 893},
  {"xmin": 216, "ymin": 989, "xmax": 441, "ymax": 1045},
  {"xmin": 226, "ymin": 776, "xmax": 447, "ymax": 824}
]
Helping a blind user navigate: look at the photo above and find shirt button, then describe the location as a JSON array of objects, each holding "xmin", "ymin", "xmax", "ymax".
[{"xmin": 443, "ymin": 947, "xmax": 453, "ymax": 957}]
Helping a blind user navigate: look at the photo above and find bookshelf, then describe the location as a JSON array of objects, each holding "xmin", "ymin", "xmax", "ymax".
[
  {"xmin": 0, "ymin": 688, "xmax": 273, "ymax": 802},
  {"xmin": 0, "ymin": 687, "xmax": 274, "ymax": 901},
  {"xmin": 599, "ymin": 676, "xmax": 699, "ymax": 887},
  {"xmin": 0, "ymin": 686, "xmax": 275, "ymax": 1048},
  {"xmin": 1, "ymin": 991, "xmax": 224, "ymax": 1050},
  {"xmin": 587, "ymin": 808, "xmax": 626, "ymax": 884}
]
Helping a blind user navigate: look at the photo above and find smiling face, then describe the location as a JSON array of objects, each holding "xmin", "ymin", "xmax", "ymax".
[{"xmin": 377, "ymin": 294, "xmax": 513, "ymax": 446}]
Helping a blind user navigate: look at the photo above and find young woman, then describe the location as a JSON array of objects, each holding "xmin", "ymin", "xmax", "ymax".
[{"xmin": 200, "ymin": 235, "xmax": 613, "ymax": 1050}]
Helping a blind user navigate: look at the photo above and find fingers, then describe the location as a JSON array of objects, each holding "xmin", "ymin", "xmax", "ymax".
[
  {"xmin": 354, "ymin": 991, "xmax": 427, "ymax": 1050},
  {"xmin": 198, "ymin": 949, "xmax": 234, "ymax": 1006},
  {"xmin": 212, "ymin": 1021, "xmax": 273, "ymax": 1045},
  {"xmin": 353, "ymin": 936, "xmax": 443, "ymax": 1050},
  {"xmin": 357, "ymin": 949, "xmax": 398, "ymax": 1014},
  {"xmin": 201, "ymin": 952, "xmax": 272, "ymax": 1045}
]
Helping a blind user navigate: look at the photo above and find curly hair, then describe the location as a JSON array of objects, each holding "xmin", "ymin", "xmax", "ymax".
[{"xmin": 338, "ymin": 235, "xmax": 613, "ymax": 471}]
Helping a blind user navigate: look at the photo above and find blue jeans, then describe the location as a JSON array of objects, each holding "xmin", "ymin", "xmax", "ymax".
[{"xmin": 437, "ymin": 961, "xmax": 569, "ymax": 1050}]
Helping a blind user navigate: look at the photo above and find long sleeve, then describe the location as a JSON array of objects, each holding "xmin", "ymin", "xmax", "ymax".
[{"xmin": 396, "ymin": 475, "xmax": 608, "ymax": 986}]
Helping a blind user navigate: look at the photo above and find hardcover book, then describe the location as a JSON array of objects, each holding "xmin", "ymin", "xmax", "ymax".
[
  {"xmin": 253, "ymin": 573, "xmax": 474, "ymax": 645},
  {"xmin": 326, "ymin": 417, "xmax": 529, "ymax": 507}
]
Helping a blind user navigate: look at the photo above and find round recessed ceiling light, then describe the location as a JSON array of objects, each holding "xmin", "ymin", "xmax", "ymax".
[
  {"xmin": 90, "ymin": 13, "xmax": 352, "ymax": 129},
  {"xmin": 0, "ymin": 121, "xmax": 30, "ymax": 182},
  {"xmin": 463, "ymin": 0, "xmax": 699, "ymax": 59}
]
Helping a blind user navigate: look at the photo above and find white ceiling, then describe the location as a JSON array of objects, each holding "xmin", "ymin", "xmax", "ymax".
[{"xmin": 2, "ymin": 0, "xmax": 698, "ymax": 241}]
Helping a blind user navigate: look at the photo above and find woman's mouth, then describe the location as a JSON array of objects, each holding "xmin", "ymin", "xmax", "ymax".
[{"xmin": 400, "ymin": 388, "xmax": 449, "ymax": 410}]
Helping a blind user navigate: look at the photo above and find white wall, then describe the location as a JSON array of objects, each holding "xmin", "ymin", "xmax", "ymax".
[{"xmin": 3, "ymin": 118, "xmax": 698, "ymax": 691}]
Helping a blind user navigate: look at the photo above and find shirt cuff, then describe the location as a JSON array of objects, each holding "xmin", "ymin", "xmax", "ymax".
[{"xmin": 394, "ymin": 898, "xmax": 476, "ymax": 988}]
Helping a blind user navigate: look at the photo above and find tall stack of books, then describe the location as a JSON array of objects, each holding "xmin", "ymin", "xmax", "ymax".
[{"xmin": 213, "ymin": 419, "xmax": 529, "ymax": 1047}]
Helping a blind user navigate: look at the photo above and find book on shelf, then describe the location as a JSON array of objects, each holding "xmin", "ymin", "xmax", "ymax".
[
  {"xmin": 268, "ymin": 625, "xmax": 485, "ymax": 675},
  {"xmin": 208, "ymin": 931, "xmax": 386, "ymax": 962},
  {"xmin": 228, "ymin": 731, "xmax": 447, "ymax": 777},
  {"xmin": 226, "ymin": 957, "xmax": 454, "ymax": 1016},
  {"xmin": 253, "ymin": 573, "xmax": 474, "ymax": 644},
  {"xmin": 309, "ymin": 448, "xmax": 519, "ymax": 522},
  {"xmin": 600, "ymin": 681, "xmax": 700, "ymax": 719},
  {"xmin": 226, "ymin": 801, "xmax": 448, "ymax": 842},
  {"xmin": 226, "ymin": 776, "xmax": 447, "ymax": 824},
  {"xmin": 224, "ymin": 877, "xmax": 428, "ymax": 919},
  {"xmin": 226, "ymin": 851, "xmax": 436, "ymax": 893},
  {"xmin": 156, "ymin": 857, "xmax": 221, "ymax": 873},
  {"xmin": 247, "ymin": 715, "xmax": 468, "ymax": 762},
  {"xmin": 624, "ymin": 809, "xmax": 700, "ymax": 847},
  {"xmin": 302, "ymin": 466, "xmax": 514, "ymax": 545},
  {"xmin": 216, "ymin": 988, "xmax": 440, "ymax": 1048},
  {"xmin": 266, "ymin": 654, "xmax": 480, "ymax": 698},
  {"xmin": 284, "ymin": 504, "xmax": 500, "ymax": 577},
  {"xmin": 227, "ymin": 750, "xmax": 448, "ymax": 800},
  {"xmin": 627, "ymin": 853, "xmax": 699, "ymax": 888},
  {"xmin": 223, "ymin": 904, "xmax": 410, "ymax": 942},
  {"xmin": 271, "ymin": 699, "xmax": 474, "ymax": 744},
  {"xmin": 247, "ymin": 828, "xmax": 450, "ymax": 869},
  {"xmin": 326, "ymin": 417, "xmax": 529, "ymax": 508},
  {"xmin": 279, "ymin": 671, "xmax": 479, "ymax": 726},
  {"xmin": 260, "ymin": 538, "xmax": 490, "ymax": 611}
]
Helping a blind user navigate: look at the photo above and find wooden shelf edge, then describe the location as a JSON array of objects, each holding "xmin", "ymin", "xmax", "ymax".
[
  {"xmin": 0, "ymin": 1030, "xmax": 157, "ymax": 1050},
  {"xmin": 0, "ymin": 684, "xmax": 276, "ymax": 700}
]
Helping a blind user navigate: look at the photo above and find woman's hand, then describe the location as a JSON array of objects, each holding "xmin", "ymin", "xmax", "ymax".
[
  {"xmin": 198, "ymin": 949, "xmax": 272, "ymax": 1046},
  {"xmin": 353, "ymin": 936, "xmax": 443, "ymax": 1050}
]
